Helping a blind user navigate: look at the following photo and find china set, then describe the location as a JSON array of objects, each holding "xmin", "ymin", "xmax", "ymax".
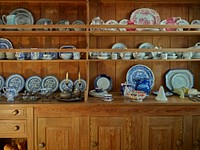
[
  {"xmin": 0, "ymin": 73, "xmax": 86, "ymax": 102},
  {"xmin": 91, "ymin": 7, "xmax": 198, "ymax": 31},
  {"xmin": 1, "ymin": 8, "xmax": 85, "ymax": 31}
]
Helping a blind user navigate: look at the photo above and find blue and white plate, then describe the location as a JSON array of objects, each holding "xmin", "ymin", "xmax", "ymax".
[
  {"xmin": 59, "ymin": 79, "xmax": 73, "ymax": 92},
  {"xmin": 126, "ymin": 64, "xmax": 155, "ymax": 89},
  {"xmin": 0, "ymin": 38, "xmax": 13, "ymax": 49},
  {"xmin": 74, "ymin": 79, "xmax": 87, "ymax": 92},
  {"xmin": 25, "ymin": 75, "xmax": 42, "ymax": 92},
  {"xmin": 5, "ymin": 74, "xmax": 25, "ymax": 92},
  {"xmin": 94, "ymin": 74, "xmax": 112, "ymax": 91},
  {"xmin": 41, "ymin": 75, "xmax": 59, "ymax": 92},
  {"xmin": 0, "ymin": 75, "xmax": 5, "ymax": 91}
]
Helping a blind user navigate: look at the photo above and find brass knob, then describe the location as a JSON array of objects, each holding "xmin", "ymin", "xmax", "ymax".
[
  {"xmin": 39, "ymin": 143, "xmax": 45, "ymax": 148},
  {"xmin": 193, "ymin": 140, "xmax": 200, "ymax": 146},
  {"xmin": 12, "ymin": 109, "xmax": 19, "ymax": 116},
  {"xmin": 13, "ymin": 125, "xmax": 20, "ymax": 131},
  {"xmin": 176, "ymin": 139, "xmax": 182, "ymax": 146}
]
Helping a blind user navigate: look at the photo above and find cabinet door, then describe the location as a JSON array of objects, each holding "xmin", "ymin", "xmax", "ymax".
[
  {"xmin": 193, "ymin": 116, "xmax": 200, "ymax": 150},
  {"xmin": 90, "ymin": 116, "xmax": 132, "ymax": 150},
  {"xmin": 37, "ymin": 117, "xmax": 79, "ymax": 150},
  {"xmin": 142, "ymin": 116, "xmax": 183, "ymax": 150}
]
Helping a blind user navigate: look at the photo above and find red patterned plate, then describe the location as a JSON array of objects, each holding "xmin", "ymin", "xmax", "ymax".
[{"xmin": 130, "ymin": 8, "xmax": 161, "ymax": 25}]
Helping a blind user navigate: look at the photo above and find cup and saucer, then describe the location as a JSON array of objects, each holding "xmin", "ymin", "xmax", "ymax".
[
  {"xmin": 89, "ymin": 87, "xmax": 107, "ymax": 97},
  {"xmin": 102, "ymin": 93, "xmax": 113, "ymax": 101}
]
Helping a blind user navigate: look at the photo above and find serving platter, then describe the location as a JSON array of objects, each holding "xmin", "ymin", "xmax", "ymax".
[
  {"xmin": 130, "ymin": 8, "xmax": 160, "ymax": 25},
  {"xmin": 165, "ymin": 69, "xmax": 194, "ymax": 91}
]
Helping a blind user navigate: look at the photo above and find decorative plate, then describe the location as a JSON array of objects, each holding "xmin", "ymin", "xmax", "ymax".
[
  {"xmin": 36, "ymin": 18, "xmax": 53, "ymax": 30},
  {"xmin": 89, "ymin": 89, "xmax": 108, "ymax": 97},
  {"xmin": 119, "ymin": 19, "xmax": 129, "ymax": 31},
  {"xmin": 0, "ymin": 38, "xmax": 13, "ymax": 49},
  {"xmin": 165, "ymin": 69, "xmax": 194, "ymax": 91},
  {"xmin": 74, "ymin": 79, "xmax": 87, "ymax": 91},
  {"xmin": 72, "ymin": 20, "xmax": 85, "ymax": 31},
  {"xmin": 15, "ymin": 12, "xmax": 33, "ymax": 31},
  {"xmin": 5, "ymin": 74, "xmax": 25, "ymax": 92},
  {"xmin": 90, "ymin": 16, "xmax": 105, "ymax": 31},
  {"xmin": 0, "ymin": 75, "xmax": 5, "ymax": 91},
  {"xmin": 126, "ymin": 64, "xmax": 155, "ymax": 89},
  {"xmin": 10, "ymin": 8, "xmax": 34, "ymax": 25},
  {"xmin": 105, "ymin": 19, "xmax": 118, "ymax": 31},
  {"xmin": 94, "ymin": 74, "xmax": 112, "ymax": 91},
  {"xmin": 57, "ymin": 20, "xmax": 70, "ymax": 31},
  {"xmin": 25, "ymin": 75, "xmax": 42, "ymax": 92},
  {"xmin": 112, "ymin": 42, "xmax": 128, "ymax": 59},
  {"xmin": 191, "ymin": 20, "xmax": 200, "ymax": 31},
  {"xmin": 130, "ymin": 8, "xmax": 161, "ymax": 25},
  {"xmin": 59, "ymin": 79, "xmax": 73, "ymax": 92},
  {"xmin": 41, "ymin": 75, "xmax": 59, "ymax": 92}
]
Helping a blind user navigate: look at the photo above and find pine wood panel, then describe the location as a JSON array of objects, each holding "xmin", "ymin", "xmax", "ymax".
[
  {"xmin": 90, "ymin": 116, "xmax": 132, "ymax": 150},
  {"xmin": 192, "ymin": 116, "xmax": 200, "ymax": 150},
  {"xmin": 142, "ymin": 116, "xmax": 183, "ymax": 150},
  {"xmin": 37, "ymin": 117, "xmax": 80, "ymax": 150}
]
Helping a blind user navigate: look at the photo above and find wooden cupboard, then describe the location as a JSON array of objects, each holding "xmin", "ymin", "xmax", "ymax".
[{"xmin": 0, "ymin": 0, "xmax": 200, "ymax": 149}]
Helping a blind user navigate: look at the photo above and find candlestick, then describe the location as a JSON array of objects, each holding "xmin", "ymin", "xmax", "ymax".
[
  {"xmin": 66, "ymin": 72, "xmax": 68, "ymax": 83},
  {"xmin": 78, "ymin": 72, "xmax": 81, "ymax": 84}
]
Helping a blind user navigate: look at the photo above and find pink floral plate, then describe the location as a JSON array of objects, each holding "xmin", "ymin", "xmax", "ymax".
[{"xmin": 130, "ymin": 8, "xmax": 161, "ymax": 25}]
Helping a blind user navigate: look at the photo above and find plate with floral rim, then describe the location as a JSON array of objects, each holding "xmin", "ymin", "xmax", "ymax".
[
  {"xmin": 41, "ymin": 75, "xmax": 59, "ymax": 92},
  {"xmin": 25, "ymin": 75, "xmax": 42, "ymax": 92}
]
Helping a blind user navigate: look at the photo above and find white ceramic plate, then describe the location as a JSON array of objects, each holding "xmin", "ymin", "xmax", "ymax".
[
  {"xmin": 25, "ymin": 75, "xmax": 42, "ymax": 92},
  {"xmin": 119, "ymin": 19, "xmax": 129, "ymax": 31},
  {"xmin": 36, "ymin": 18, "xmax": 53, "ymax": 30},
  {"xmin": 171, "ymin": 73, "xmax": 190, "ymax": 89},
  {"xmin": 112, "ymin": 42, "xmax": 128, "ymax": 59},
  {"xmin": 105, "ymin": 19, "xmax": 118, "ymax": 31},
  {"xmin": 5, "ymin": 74, "xmax": 25, "ymax": 92},
  {"xmin": 94, "ymin": 74, "xmax": 112, "ymax": 91},
  {"xmin": 41, "ymin": 75, "xmax": 59, "ymax": 92},
  {"xmin": 191, "ymin": 20, "xmax": 200, "ymax": 30}
]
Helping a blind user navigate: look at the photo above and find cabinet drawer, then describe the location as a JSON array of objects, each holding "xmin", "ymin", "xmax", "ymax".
[
  {"xmin": 0, "ymin": 107, "xmax": 27, "ymax": 118},
  {"xmin": 0, "ymin": 120, "xmax": 26, "ymax": 135}
]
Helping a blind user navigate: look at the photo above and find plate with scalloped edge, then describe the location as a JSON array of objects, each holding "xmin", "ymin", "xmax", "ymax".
[{"xmin": 41, "ymin": 75, "xmax": 59, "ymax": 92}]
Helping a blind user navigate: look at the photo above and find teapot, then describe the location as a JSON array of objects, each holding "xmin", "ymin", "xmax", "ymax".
[{"xmin": 59, "ymin": 90, "xmax": 72, "ymax": 99}]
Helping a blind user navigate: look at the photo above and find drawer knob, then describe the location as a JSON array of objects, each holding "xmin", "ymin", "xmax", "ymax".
[
  {"xmin": 13, "ymin": 125, "xmax": 20, "ymax": 131},
  {"xmin": 39, "ymin": 143, "xmax": 45, "ymax": 148},
  {"xmin": 12, "ymin": 109, "xmax": 19, "ymax": 116}
]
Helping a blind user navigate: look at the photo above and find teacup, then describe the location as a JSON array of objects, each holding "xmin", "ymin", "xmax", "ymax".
[
  {"xmin": 31, "ymin": 52, "xmax": 43, "ymax": 60},
  {"xmin": 103, "ymin": 94, "xmax": 113, "ymax": 100},
  {"xmin": 3, "ymin": 87, "xmax": 18, "ymax": 102},
  {"xmin": 183, "ymin": 52, "xmax": 193, "ymax": 59},
  {"xmin": 95, "ymin": 87, "xmax": 103, "ymax": 93},
  {"xmin": 6, "ymin": 52, "xmax": 15, "ymax": 60},
  {"xmin": 15, "ymin": 52, "xmax": 26, "ymax": 60},
  {"xmin": 60, "ymin": 52, "xmax": 73, "ymax": 59},
  {"xmin": 43, "ymin": 54, "xmax": 53, "ymax": 60}
]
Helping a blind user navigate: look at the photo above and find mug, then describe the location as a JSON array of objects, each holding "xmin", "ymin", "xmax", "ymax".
[
  {"xmin": 73, "ymin": 52, "xmax": 81, "ymax": 60},
  {"xmin": 15, "ymin": 52, "xmax": 26, "ymax": 60},
  {"xmin": 3, "ymin": 87, "xmax": 18, "ymax": 102},
  {"xmin": 2, "ymin": 14, "xmax": 16, "ymax": 24}
]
